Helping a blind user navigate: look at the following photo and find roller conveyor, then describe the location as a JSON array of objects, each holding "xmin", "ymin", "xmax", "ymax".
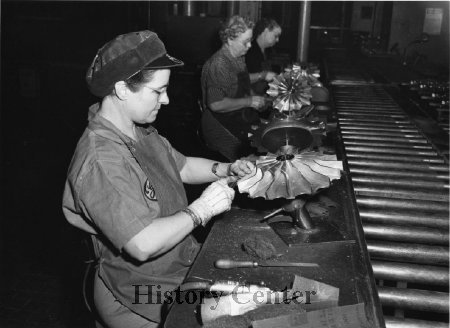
[{"xmin": 325, "ymin": 53, "xmax": 449, "ymax": 327}]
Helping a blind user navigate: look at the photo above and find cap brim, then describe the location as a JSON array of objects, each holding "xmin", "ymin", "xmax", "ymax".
[{"xmin": 144, "ymin": 54, "xmax": 184, "ymax": 69}]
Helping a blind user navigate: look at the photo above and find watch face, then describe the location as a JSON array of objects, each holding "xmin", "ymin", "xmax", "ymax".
[{"xmin": 212, "ymin": 162, "xmax": 220, "ymax": 176}]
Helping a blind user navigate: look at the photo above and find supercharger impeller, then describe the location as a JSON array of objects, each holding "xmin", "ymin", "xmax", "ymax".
[{"xmin": 238, "ymin": 151, "xmax": 343, "ymax": 200}]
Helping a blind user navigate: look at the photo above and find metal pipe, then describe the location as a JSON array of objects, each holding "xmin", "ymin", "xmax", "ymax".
[
  {"xmin": 378, "ymin": 286, "xmax": 449, "ymax": 313},
  {"xmin": 346, "ymin": 153, "xmax": 444, "ymax": 164},
  {"xmin": 352, "ymin": 176, "xmax": 449, "ymax": 189},
  {"xmin": 342, "ymin": 130, "xmax": 422, "ymax": 138},
  {"xmin": 349, "ymin": 167, "xmax": 449, "ymax": 180},
  {"xmin": 343, "ymin": 135, "xmax": 428, "ymax": 143},
  {"xmin": 384, "ymin": 316, "xmax": 449, "ymax": 328},
  {"xmin": 371, "ymin": 260, "xmax": 449, "ymax": 285},
  {"xmin": 339, "ymin": 117, "xmax": 411, "ymax": 124},
  {"xmin": 348, "ymin": 159, "xmax": 449, "ymax": 171},
  {"xmin": 363, "ymin": 224, "xmax": 449, "ymax": 245},
  {"xmin": 342, "ymin": 140, "xmax": 433, "ymax": 150},
  {"xmin": 359, "ymin": 209, "xmax": 449, "ymax": 229},
  {"xmin": 227, "ymin": 1, "xmax": 238, "ymax": 16},
  {"xmin": 354, "ymin": 185, "xmax": 448, "ymax": 201},
  {"xmin": 356, "ymin": 196, "xmax": 449, "ymax": 212},
  {"xmin": 345, "ymin": 146, "xmax": 436, "ymax": 156},
  {"xmin": 341, "ymin": 127, "xmax": 419, "ymax": 134},
  {"xmin": 297, "ymin": 1, "xmax": 311, "ymax": 64},
  {"xmin": 183, "ymin": 1, "xmax": 195, "ymax": 16},
  {"xmin": 367, "ymin": 241, "xmax": 449, "ymax": 265},
  {"xmin": 338, "ymin": 111, "xmax": 407, "ymax": 118},
  {"xmin": 339, "ymin": 122, "xmax": 416, "ymax": 129}
]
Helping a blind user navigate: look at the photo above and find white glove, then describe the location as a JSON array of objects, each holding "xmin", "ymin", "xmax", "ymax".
[
  {"xmin": 188, "ymin": 179, "xmax": 234, "ymax": 225},
  {"xmin": 249, "ymin": 96, "xmax": 266, "ymax": 109}
]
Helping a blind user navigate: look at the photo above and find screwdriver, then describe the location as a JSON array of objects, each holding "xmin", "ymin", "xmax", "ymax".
[{"xmin": 214, "ymin": 259, "xmax": 319, "ymax": 269}]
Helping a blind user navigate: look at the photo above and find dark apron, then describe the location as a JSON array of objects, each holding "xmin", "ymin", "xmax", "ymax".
[
  {"xmin": 213, "ymin": 70, "xmax": 260, "ymax": 141},
  {"xmin": 97, "ymin": 126, "xmax": 200, "ymax": 323}
]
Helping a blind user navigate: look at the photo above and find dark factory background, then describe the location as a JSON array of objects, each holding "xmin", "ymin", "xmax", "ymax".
[{"xmin": 0, "ymin": 1, "xmax": 448, "ymax": 327}]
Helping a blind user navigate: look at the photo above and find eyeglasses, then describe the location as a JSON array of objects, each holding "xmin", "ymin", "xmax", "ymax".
[{"xmin": 143, "ymin": 86, "xmax": 167, "ymax": 100}]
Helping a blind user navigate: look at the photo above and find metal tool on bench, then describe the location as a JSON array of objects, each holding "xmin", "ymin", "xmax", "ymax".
[{"xmin": 214, "ymin": 258, "xmax": 319, "ymax": 269}]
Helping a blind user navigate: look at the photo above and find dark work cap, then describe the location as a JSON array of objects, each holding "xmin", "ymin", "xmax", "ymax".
[{"xmin": 86, "ymin": 30, "xmax": 184, "ymax": 97}]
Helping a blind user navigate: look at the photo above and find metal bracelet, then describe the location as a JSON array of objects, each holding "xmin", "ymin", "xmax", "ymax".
[{"xmin": 181, "ymin": 208, "xmax": 202, "ymax": 228}]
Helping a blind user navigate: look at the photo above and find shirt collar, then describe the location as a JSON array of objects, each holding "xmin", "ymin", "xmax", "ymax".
[{"xmin": 87, "ymin": 103, "xmax": 155, "ymax": 145}]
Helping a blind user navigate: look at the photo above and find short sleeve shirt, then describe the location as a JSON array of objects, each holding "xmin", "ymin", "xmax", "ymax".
[{"xmin": 201, "ymin": 45, "xmax": 250, "ymax": 106}]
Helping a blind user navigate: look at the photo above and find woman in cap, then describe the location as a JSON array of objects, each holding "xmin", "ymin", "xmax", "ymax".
[
  {"xmin": 245, "ymin": 18, "xmax": 282, "ymax": 95},
  {"xmin": 201, "ymin": 15, "xmax": 276, "ymax": 161},
  {"xmin": 62, "ymin": 30, "xmax": 254, "ymax": 328}
]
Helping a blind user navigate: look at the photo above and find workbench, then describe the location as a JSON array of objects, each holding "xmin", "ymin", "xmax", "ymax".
[{"xmin": 165, "ymin": 172, "xmax": 385, "ymax": 327}]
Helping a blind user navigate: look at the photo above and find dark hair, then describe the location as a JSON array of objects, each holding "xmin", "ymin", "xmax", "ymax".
[
  {"xmin": 253, "ymin": 18, "xmax": 280, "ymax": 38},
  {"xmin": 219, "ymin": 15, "xmax": 255, "ymax": 43},
  {"xmin": 124, "ymin": 70, "xmax": 156, "ymax": 93}
]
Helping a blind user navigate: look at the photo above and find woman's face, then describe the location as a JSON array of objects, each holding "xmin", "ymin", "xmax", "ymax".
[
  {"xmin": 263, "ymin": 27, "xmax": 282, "ymax": 48},
  {"xmin": 228, "ymin": 28, "xmax": 253, "ymax": 57},
  {"xmin": 127, "ymin": 69, "xmax": 170, "ymax": 124}
]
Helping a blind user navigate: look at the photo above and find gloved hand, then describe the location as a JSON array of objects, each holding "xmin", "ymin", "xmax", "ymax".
[
  {"xmin": 188, "ymin": 179, "xmax": 235, "ymax": 226},
  {"xmin": 249, "ymin": 96, "xmax": 266, "ymax": 110},
  {"xmin": 263, "ymin": 71, "xmax": 277, "ymax": 82},
  {"xmin": 228, "ymin": 160, "xmax": 255, "ymax": 178}
]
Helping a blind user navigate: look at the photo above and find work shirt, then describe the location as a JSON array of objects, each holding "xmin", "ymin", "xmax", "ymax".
[
  {"xmin": 246, "ymin": 40, "xmax": 271, "ymax": 95},
  {"xmin": 201, "ymin": 45, "xmax": 259, "ymax": 141},
  {"xmin": 62, "ymin": 104, "xmax": 199, "ymax": 322}
]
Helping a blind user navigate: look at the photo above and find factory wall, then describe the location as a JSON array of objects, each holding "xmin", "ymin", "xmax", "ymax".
[{"xmin": 389, "ymin": 1, "xmax": 449, "ymax": 69}]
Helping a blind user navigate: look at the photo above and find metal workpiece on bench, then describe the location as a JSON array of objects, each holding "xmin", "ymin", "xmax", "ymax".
[{"xmin": 384, "ymin": 316, "xmax": 449, "ymax": 328}]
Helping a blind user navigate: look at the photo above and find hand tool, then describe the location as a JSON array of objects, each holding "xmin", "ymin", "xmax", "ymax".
[{"xmin": 214, "ymin": 259, "xmax": 319, "ymax": 269}]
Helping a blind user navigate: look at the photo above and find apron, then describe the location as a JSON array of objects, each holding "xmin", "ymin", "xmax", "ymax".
[{"xmin": 96, "ymin": 126, "xmax": 200, "ymax": 323}]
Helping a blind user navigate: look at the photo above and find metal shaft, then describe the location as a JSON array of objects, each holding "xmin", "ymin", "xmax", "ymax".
[
  {"xmin": 354, "ymin": 186, "xmax": 448, "ymax": 202},
  {"xmin": 363, "ymin": 224, "xmax": 449, "ymax": 245},
  {"xmin": 367, "ymin": 241, "xmax": 449, "ymax": 265},
  {"xmin": 377, "ymin": 286, "xmax": 449, "ymax": 313},
  {"xmin": 359, "ymin": 209, "xmax": 449, "ymax": 229},
  {"xmin": 352, "ymin": 176, "xmax": 449, "ymax": 189},
  {"xmin": 371, "ymin": 261, "xmax": 449, "ymax": 286},
  {"xmin": 297, "ymin": 1, "xmax": 311, "ymax": 64},
  {"xmin": 356, "ymin": 196, "xmax": 449, "ymax": 212},
  {"xmin": 350, "ymin": 168, "xmax": 449, "ymax": 180},
  {"xmin": 348, "ymin": 159, "xmax": 449, "ymax": 171},
  {"xmin": 384, "ymin": 316, "xmax": 449, "ymax": 328}
]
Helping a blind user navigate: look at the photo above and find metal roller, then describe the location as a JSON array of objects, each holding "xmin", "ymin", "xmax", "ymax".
[
  {"xmin": 339, "ymin": 117, "xmax": 412, "ymax": 124},
  {"xmin": 343, "ymin": 135, "xmax": 429, "ymax": 143},
  {"xmin": 349, "ymin": 167, "xmax": 449, "ymax": 180},
  {"xmin": 377, "ymin": 286, "xmax": 449, "ymax": 313},
  {"xmin": 384, "ymin": 316, "xmax": 449, "ymax": 328},
  {"xmin": 343, "ymin": 140, "xmax": 434, "ymax": 150},
  {"xmin": 367, "ymin": 241, "xmax": 449, "ymax": 265},
  {"xmin": 342, "ymin": 131, "xmax": 423, "ymax": 138},
  {"xmin": 352, "ymin": 176, "xmax": 449, "ymax": 189},
  {"xmin": 339, "ymin": 122, "xmax": 417, "ymax": 129},
  {"xmin": 345, "ymin": 146, "xmax": 437, "ymax": 156},
  {"xmin": 338, "ymin": 112, "xmax": 407, "ymax": 118},
  {"xmin": 348, "ymin": 159, "xmax": 449, "ymax": 171},
  {"xmin": 371, "ymin": 261, "xmax": 449, "ymax": 286},
  {"xmin": 354, "ymin": 186, "xmax": 448, "ymax": 201},
  {"xmin": 346, "ymin": 153, "xmax": 444, "ymax": 163},
  {"xmin": 341, "ymin": 126, "xmax": 420, "ymax": 134},
  {"xmin": 356, "ymin": 196, "xmax": 449, "ymax": 212},
  {"xmin": 359, "ymin": 209, "xmax": 449, "ymax": 229},
  {"xmin": 363, "ymin": 224, "xmax": 449, "ymax": 245}
]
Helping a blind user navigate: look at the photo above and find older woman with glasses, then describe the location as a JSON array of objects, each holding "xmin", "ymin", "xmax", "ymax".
[
  {"xmin": 62, "ymin": 30, "xmax": 254, "ymax": 328},
  {"xmin": 201, "ymin": 15, "xmax": 276, "ymax": 161}
]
